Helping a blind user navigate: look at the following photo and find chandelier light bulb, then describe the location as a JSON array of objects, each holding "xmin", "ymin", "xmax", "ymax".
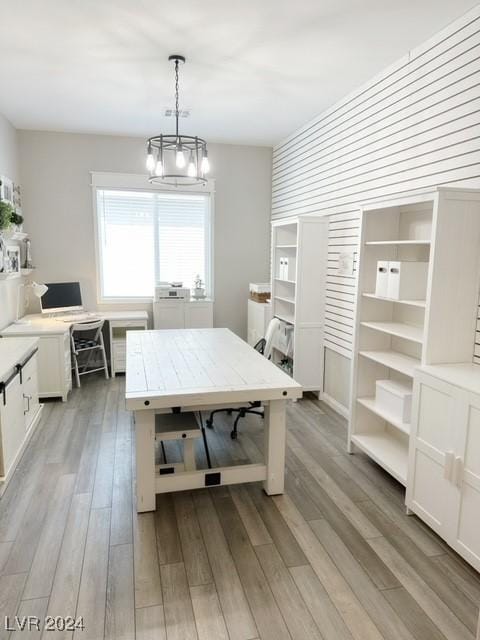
[
  {"xmin": 155, "ymin": 158, "xmax": 163, "ymax": 175},
  {"xmin": 187, "ymin": 153, "xmax": 196, "ymax": 177},
  {"xmin": 201, "ymin": 154, "xmax": 210, "ymax": 174},
  {"xmin": 146, "ymin": 151, "xmax": 155, "ymax": 172},
  {"xmin": 176, "ymin": 148, "xmax": 186, "ymax": 169}
]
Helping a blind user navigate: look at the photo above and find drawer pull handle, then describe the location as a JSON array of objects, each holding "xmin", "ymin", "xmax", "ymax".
[
  {"xmin": 444, "ymin": 451, "xmax": 454, "ymax": 480},
  {"xmin": 452, "ymin": 456, "xmax": 464, "ymax": 488}
]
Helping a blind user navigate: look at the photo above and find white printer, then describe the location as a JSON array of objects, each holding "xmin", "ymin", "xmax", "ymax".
[{"xmin": 154, "ymin": 282, "xmax": 190, "ymax": 301}]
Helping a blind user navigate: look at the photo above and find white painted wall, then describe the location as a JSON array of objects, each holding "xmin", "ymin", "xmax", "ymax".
[
  {"xmin": 271, "ymin": 5, "xmax": 480, "ymax": 412},
  {"xmin": 18, "ymin": 131, "xmax": 272, "ymax": 338},
  {"xmin": 0, "ymin": 112, "xmax": 21, "ymax": 330}
]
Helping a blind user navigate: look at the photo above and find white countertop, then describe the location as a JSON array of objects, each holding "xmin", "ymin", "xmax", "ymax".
[
  {"xmin": 1, "ymin": 311, "xmax": 149, "ymax": 336},
  {"xmin": 0, "ymin": 337, "xmax": 39, "ymax": 382},
  {"xmin": 418, "ymin": 363, "xmax": 480, "ymax": 395}
]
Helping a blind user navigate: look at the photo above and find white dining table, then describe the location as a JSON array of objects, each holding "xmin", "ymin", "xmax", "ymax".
[{"xmin": 126, "ymin": 328, "xmax": 303, "ymax": 512}]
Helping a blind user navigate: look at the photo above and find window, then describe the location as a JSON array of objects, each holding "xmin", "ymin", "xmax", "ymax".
[{"xmin": 95, "ymin": 189, "xmax": 212, "ymax": 300}]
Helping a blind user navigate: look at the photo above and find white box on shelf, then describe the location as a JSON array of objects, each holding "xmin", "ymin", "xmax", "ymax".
[
  {"xmin": 376, "ymin": 379, "xmax": 412, "ymax": 423},
  {"xmin": 387, "ymin": 261, "xmax": 428, "ymax": 300},
  {"xmin": 375, "ymin": 261, "xmax": 389, "ymax": 297}
]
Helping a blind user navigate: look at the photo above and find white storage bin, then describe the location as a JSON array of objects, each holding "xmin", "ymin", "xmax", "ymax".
[
  {"xmin": 387, "ymin": 261, "xmax": 428, "ymax": 300},
  {"xmin": 376, "ymin": 379, "xmax": 412, "ymax": 423},
  {"xmin": 375, "ymin": 261, "xmax": 389, "ymax": 297}
]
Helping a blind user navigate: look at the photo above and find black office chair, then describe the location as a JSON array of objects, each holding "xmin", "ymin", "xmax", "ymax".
[{"xmin": 206, "ymin": 337, "xmax": 267, "ymax": 439}]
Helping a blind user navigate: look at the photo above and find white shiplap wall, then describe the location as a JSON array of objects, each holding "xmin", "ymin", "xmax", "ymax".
[{"xmin": 272, "ymin": 5, "xmax": 480, "ymax": 379}]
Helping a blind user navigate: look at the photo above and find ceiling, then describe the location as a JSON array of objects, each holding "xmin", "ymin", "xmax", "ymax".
[{"xmin": 0, "ymin": 0, "xmax": 476, "ymax": 146}]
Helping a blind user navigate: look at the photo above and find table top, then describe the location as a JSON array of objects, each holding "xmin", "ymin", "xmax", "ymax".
[
  {"xmin": 0, "ymin": 337, "xmax": 38, "ymax": 383},
  {"xmin": 1, "ymin": 311, "xmax": 148, "ymax": 336},
  {"xmin": 125, "ymin": 328, "xmax": 302, "ymax": 410}
]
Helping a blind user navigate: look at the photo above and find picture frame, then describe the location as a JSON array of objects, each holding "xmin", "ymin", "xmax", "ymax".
[
  {"xmin": 0, "ymin": 175, "xmax": 14, "ymax": 205},
  {"xmin": 5, "ymin": 244, "xmax": 20, "ymax": 276}
]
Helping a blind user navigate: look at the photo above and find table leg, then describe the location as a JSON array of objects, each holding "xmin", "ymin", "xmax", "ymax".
[
  {"xmin": 135, "ymin": 410, "xmax": 156, "ymax": 512},
  {"xmin": 263, "ymin": 399, "xmax": 286, "ymax": 495}
]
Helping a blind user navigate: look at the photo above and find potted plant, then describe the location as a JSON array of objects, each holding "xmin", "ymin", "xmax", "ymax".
[
  {"xmin": 0, "ymin": 200, "xmax": 14, "ymax": 233},
  {"xmin": 10, "ymin": 211, "xmax": 24, "ymax": 233},
  {"xmin": 0, "ymin": 200, "xmax": 14, "ymax": 273},
  {"xmin": 193, "ymin": 274, "xmax": 206, "ymax": 299}
]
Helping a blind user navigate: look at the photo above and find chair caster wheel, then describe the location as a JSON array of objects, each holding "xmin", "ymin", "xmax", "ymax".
[
  {"xmin": 230, "ymin": 431, "xmax": 237, "ymax": 440},
  {"xmin": 206, "ymin": 419, "xmax": 213, "ymax": 429}
]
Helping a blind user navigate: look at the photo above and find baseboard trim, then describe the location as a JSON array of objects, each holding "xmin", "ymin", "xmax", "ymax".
[{"xmin": 319, "ymin": 391, "xmax": 349, "ymax": 419}]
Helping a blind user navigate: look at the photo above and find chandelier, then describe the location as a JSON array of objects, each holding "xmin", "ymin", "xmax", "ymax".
[{"xmin": 146, "ymin": 55, "xmax": 210, "ymax": 186}]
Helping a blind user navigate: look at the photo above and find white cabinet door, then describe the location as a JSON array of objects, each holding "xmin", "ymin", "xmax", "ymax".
[
  {"xmin": 153, "ymin": 302, "xmax": 185, "ymax": 329},
  {"xmin": 37, "ymin": 335, "xmax": 62, "ymax": 397},
  {"xmin": 0, "ymin": 373, "xmax": 25, "ymax": 479},
  {"xmin": 451, "ymin": 391, "xmax": 480, "ymax": 571},
  {"xmin": 407, "ymin": 372, "xmax": 459, "ymax": 540},
  {"xmin": 22, "ymin": 355, "xmax": 40, "ymax": 431},
  {"xmin": 185, "ymin": 303, "xmax": 213, "ymax": 329}
]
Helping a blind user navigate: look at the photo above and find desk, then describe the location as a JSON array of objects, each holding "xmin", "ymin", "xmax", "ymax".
[
  {"xmin": 126, "ymin": 328, "xmax": 302, "ymax": 512},
  {"xmin": 1, "ymin": 311, "xmax": 148, "ymax": 400}
]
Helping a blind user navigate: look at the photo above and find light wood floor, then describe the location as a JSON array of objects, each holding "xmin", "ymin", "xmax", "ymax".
[{"xmin": 0, "ymin": 376, "xmax": 479, "ymax": 640}]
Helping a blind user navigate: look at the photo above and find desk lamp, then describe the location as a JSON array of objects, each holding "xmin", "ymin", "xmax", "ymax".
[{"xmin": 15, "ymin": 281, "xmax": 48, "ymax": 323}]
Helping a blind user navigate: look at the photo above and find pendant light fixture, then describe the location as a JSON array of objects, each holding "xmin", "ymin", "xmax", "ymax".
[{"xmin": 146, "ymin": 55, "xmax": 210, "ymax": 186}]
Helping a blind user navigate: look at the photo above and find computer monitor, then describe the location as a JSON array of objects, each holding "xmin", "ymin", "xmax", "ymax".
[{"xmin": 40, "ymin": 282, "xmax": 83, "ymax": 314}]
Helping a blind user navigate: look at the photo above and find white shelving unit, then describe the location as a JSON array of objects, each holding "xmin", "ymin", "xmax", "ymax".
[
  {"xmin": 349, "ymin": 188, "xmax": 480, "ymax": 486},
  {"xmin": 271, "ymin": 216, "xmax": 328, "ymax": 391}
]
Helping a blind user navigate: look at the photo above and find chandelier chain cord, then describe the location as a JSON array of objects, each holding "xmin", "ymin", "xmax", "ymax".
[{"xmin": 175, "ymin": 59, "xmax": 179, "ymax": 138}]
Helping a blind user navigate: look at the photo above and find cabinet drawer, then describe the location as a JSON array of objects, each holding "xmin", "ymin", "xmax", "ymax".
[{"xmin": 113, "ymin": 341, "xmax": 126, "ymax": 355}]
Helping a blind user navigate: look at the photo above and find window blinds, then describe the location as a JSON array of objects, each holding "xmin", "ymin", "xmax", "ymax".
[{"xmin": 96, "ymin": 189, "xmax": 210, "ymax": 299}]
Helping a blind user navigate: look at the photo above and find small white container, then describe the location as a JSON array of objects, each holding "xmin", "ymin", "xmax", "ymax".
[
  {"xmin": 387, "ymin": 261, "xmax": 428, "ymax": 300},
  {"xmin": 376, "ymin": 379, "xmax": 412, "ymax": 423},
  {"xmin": 375, "ymin": 261, "xmax": 389, "ymax": 297}
]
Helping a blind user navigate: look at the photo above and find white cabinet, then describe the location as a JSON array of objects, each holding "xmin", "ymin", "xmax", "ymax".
[
  {"xmin": 271, "ymin": 216, "xmax": 328, "ymax": 390},
  {"xmin": 0, "ymin": 339, "xmax": 43, "ymax": 488},
  {"xmin": 184, "ymin": 302, "xmax": 213, "ymax": 328},
  {"xmin": 153, "ymin": 300, "xmax": 213, "ymax": 330},
  {"xmin": 247, "ymin": 299, "xmax": 272, "ymax": 347},
  {"xmin": 407, "ymin": 365, "xmax": 480, "ymax": 571},
  {"xmin": 0, "ymin": 373, "xmax": 25, "ymax": 480},
  {"xmin": 110, "ymin": 319, "xmax": 148, "ymax": 376},
  {"xmin": 36, "ymin": 332, "xmax": 72, "ymax": 401}
]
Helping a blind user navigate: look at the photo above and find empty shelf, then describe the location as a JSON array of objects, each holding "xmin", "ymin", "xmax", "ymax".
[
  {"xmin": 275, "ymin": 296, "xmax": 295, "ymax": 304},
  {"xmin": 363, "ymin": 293, "xmax": 426, "ymax": 308},
  {"xmin": 365, "ymin": 240, "xmax": 431, "ymax": 246},
  {"xmin": 357, "ymin": 397, "xmax": 410, "ymax": 435},
  {"xmin": 361, "ymin": 321, "xmax": 424, "ymax": 344},
  {"xmin": 359, "ymin": 350, "xmax": 420, "ymax": 377},
  {"xmin": 351, "ymin": 432, "xmax": 408, "ymax": 485}
]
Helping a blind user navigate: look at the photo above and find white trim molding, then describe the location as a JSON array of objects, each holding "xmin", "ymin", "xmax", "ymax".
[{"xmin": 90, "ymin": 171, "xmax": 216, "ymax": 193}]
